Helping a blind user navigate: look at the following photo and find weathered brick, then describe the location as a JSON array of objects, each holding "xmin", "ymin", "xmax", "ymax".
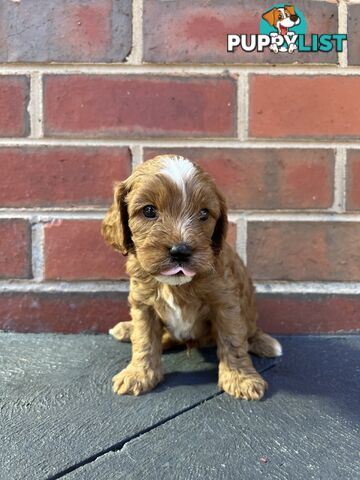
[
  {"xmin": 0, "ymin": 220, "xmax": 31, "ymax": 279},
  {"xmin": 145, "ymin": 148, "xmax": 334, "ymax": 210},
  {"xmin": 0, "ymin": 292, "xmax": 129, "ymax": 333},
  {"xmin": 0, "ymin": 76, "xmax": 29, "ymax": 137},
  {"xmin": 348, "ymin": 5, "xmax": 360, "ymax": 66},
  {"xmin": 249, "ymin": 76, "xmax": 360, "ymax": 139},
  {"xmin": 2, "ymin": 291, "xmax": 358, "ymax": 334},
  {"xmin": 248, "ymin": 222, "xmax": 360, "ymax": 282},
  {"xmin": 0, "ymin": 0, "xmax": 132, "ymax": 63},
  {"xmin": 257, "ymin": 294, "xmax": 360, "ymax": 334},
  {"xmin": 346, "ymin": 150, "xmax": 360, "ymax": 211},
  {"xmin": 144, "ymin": 0, "xmax": 338, "ymax": 64},
  {"xmin": 0, "ymin": 147, "xmax": 130, "ymax": 207},
  {"xmin": 44, "ymin": 75, "xmax": 236, "ymax": 138},
  {"xmin": 44, "ymin": 220, "xmax": 127, "ymax": 281}
]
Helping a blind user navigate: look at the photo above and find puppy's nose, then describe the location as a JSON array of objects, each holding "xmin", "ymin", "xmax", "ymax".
[
  {"xmin": 169, "ymin": 243, "xmax": 192, "ymax": 262},
  {"xmin": 290, "ymin": 14, "xmax": 298, "ymax": 21}
]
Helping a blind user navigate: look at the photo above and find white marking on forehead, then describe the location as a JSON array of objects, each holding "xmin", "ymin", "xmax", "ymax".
[{"xmin": 160, "ymin": 156, "xmax": 196, "ymax": 194}]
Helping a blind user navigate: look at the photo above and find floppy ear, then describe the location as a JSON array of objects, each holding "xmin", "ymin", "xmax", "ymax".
[
  {"xmin": 101, "ymin": 182, "xmax": 133, "ymax": 256},
  {"xmin": 285, "ymin": 5, "xmax": 296, "ymax": 16},
  {"xmin": 262, "ymin": 8, "xmax": 276, "ymax": 26},
  {"xmin": 212, "ymin": 188, "xmax": 228, "ymax": 255}
]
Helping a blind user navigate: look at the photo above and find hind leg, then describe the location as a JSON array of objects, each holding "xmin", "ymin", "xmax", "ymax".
[
  {"xmin": 109, "ymin": 321, "xmax": 132, "ymax": 342},
  {"xmin": 109, "ymin": 321, "xmax": 184, "ymax": 350},
  {"xmin": 248, "ymin": 329, "xmax": 282, "ymax": 358}
]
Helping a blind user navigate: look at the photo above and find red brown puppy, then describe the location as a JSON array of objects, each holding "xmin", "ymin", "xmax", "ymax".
[{"xmin": 102, "ymin": 155, "xmax": 282, "ymax": 400}]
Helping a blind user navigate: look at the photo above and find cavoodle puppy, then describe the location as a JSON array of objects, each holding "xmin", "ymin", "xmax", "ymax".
[{"xmin": 102, "ymin": 155, "xmax": 282, "ymax": 400}]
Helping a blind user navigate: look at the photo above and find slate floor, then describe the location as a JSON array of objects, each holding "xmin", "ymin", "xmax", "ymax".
[{"xmin": 1, "ymin": 333, "xmax": 359, "ymax": 480}]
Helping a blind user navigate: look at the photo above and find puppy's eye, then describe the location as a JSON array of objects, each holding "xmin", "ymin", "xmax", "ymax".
[
  {"xmin": 142, "ymin": 205, "xmax": 157, "ymax": 219},
  {"xmin": 199, "ymin": 208, "xmax": 209, "ymax": 222},
  {"xmin": 278, "ymin": 15, "xmax": 283, "ymax": 19}
]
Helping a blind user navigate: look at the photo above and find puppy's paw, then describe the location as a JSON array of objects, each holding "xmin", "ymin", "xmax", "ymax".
[
  {"xmin": 219, "ymin": 371, "xmax": 268, "ymax": 400},
  {"xmin": 112, "ymin": 365, "xmax": 163, "ymax": 396}
]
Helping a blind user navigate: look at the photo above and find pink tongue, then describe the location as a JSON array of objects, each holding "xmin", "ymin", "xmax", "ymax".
[
  {"xmin": 161, "ymin": 266, "xmax": 195, "ymax": 277},
  {"xmin": 280, "ymin": 25, "xmax": 288, "ymax": 35}
]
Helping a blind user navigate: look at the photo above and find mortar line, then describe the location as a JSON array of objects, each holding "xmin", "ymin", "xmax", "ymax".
[
  {"xmin": 1, "ymin": 281, "xmax": 360, "ymax": 295},
  {"xmin": 126, "ymin": 0, "xmax": 143, "ymax": 65},
  {"xmin": 255, "ymin": 281, "xmax": 360, "ymax": 295},
  {"xmin": 231, "ymin": 212, "xmax": 360, "ymax": 222},
  {"xmin": 31, "ymin": 222, "xmax": 45, "ymax": 281},
  {"xmin": 0, "ymin": 280, "xmax": 130, "ymax": 293},
  {"xmin": 29, "ymin": 72, "xmax": 43, "ymax": 138},
  {"xmin": 333, "ymin": 147, "xmax": 347, "ymax": 212},
  {"xmin": 236, "ymin": 217, "xmax": 247, "ymax": 264},
  {"xmin": 1, "ymin": 65, "xmax": 360, "ymax": 75},
  {"xmin": 2, "ymin": 210, "xmax": 360, "ymax": 221},
  {"xmin": 130, "ymin": 144, "xmax": 143, "ymax": 169},
  {"xmin": 338, "ymin": 0, "xmax": 348, "ymax": 68},
  {"xmin": 0, "ymin": 138, "xmax": 359, "ymax": 149},
  {"xmin": 237, "ymin": 73, "xmax": 249, "ymax": 141}
]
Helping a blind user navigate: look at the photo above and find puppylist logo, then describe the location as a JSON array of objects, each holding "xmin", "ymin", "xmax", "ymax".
[{"xmin": 228, "ymin": 4, "xmax": 347, "ymax": 55}]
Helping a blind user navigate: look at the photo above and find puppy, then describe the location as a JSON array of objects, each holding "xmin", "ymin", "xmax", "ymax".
[
  {"xmin": 262, "ymin": 5, "xmax": 301, "ymax": 53},
  {"xmin": 102, "ymin": 155, "xmax": 282, "ymax": 400}
]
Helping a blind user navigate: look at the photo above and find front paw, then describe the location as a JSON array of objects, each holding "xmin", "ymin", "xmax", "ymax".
[
  {"xmin": 112, "ymin": 365, "xmax": 163, "ymax": 396},
  {"xmin": 219, "ymin": 371, "xmax": 268, "ymax": 400}
]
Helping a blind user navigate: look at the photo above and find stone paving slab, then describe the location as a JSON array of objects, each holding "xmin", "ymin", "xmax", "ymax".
[
  {"xmin": 63, "ymin": 336, "xmax": 360, "ymax": 480},
  {"xmin": 0, "ymin": 333, "xmax": 274, "ymax": 479}
]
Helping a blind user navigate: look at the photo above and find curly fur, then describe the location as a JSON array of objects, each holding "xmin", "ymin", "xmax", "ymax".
[{"xmin": 102, "ymin": 155, "xmax": 282, "ymax": 400}]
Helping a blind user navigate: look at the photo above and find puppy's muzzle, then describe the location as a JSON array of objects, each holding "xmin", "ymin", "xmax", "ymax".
[{"xmin": 169, "ymin": 243, "xmax": 192, "ymax": 263}]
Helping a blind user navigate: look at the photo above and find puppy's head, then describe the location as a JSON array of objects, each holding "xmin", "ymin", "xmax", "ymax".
[
  {"xmin": 262, "ymin": 5, "xmax": 300, "ymax": 34},
  {"xmin": 102, "ymin": 155, "xmax": 228, "ymax": 286}
]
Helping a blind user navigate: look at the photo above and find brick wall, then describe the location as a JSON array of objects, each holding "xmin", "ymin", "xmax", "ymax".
[{"xmin": 0, "ymin": 0, "xmax": 359, "ymax": 334}]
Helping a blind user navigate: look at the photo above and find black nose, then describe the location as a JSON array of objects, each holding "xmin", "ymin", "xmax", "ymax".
[
  {"xmin": 169, "ymin": 243, "xmax": 192, "ymax": 262},
  {"xmin": 290, "ymin": 14, "xmax": 298, "ymax": 22}
]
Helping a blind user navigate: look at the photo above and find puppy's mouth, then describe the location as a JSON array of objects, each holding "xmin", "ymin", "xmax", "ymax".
[
  {"xmin": 160, "ymin": 265, "xmax": 196, "ymax": 278},
  {"xmin": 280, "ymin": 25, "xmax": 288, "ymax": 35}
]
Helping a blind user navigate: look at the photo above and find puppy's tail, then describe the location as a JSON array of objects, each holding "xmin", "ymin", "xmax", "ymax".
[{"xmin": 248, "ymin": 329, "xmax": 282, "ymax": 358}]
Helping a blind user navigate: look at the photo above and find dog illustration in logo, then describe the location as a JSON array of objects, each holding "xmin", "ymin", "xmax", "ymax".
[{"xmin": 262, "ymin": 5, "xmax": 301, "ymax": 53}]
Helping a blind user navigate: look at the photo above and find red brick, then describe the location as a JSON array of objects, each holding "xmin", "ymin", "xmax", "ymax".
[
  {"xmin": 257, "ymin": 294, "xmax": 360, "ymax": 334},
  {"xmin": 0, "ymin": 0, "xmax": 132, "ymax": 63},
  {"xmin": 144, "ymin": 0, "xmax": 337, "ymax": 64},
  {"xmin": 145, "ymin": 148, "xmax": 334, "ymax": 210},
  {"xmin": 0, "ymin": 220, "xmax": 31, "ymax": 279},
  {"xmin": 249, "ymin": 76, "xmax": 360, "ymax": 139},
  {"xmin": 0, "ymin": 76, "xmax": 29, "ymax": 137},
  {"xmin": 248, "ymin": 222, "xmax": 360, "ymax": 282},
  {"xmin": 348, "ymin": 5, "xmax": 360, "ymax": 66},
  {"xmin": 227, "ymin": 222, "xmax": 237, "ymax": 249},
  {"xmin": 0, "ymin": 292, "xmax": 129, "ymax": 333},
  {"xmin": 0, "ymin": 147, "xmax": 130, "ymax": 208},
  {"xmin": 44, "ymin": 220, "xmax": 127, "ymax": 281},
  {"xmin": 44, "ymin": 75, "xmax": 236, "ymax": 138},
  {"xmin": 2, "ymin": 291, "xmax": 358, "ymax": 334},
  {"xmin": 346, "ymin": 150, "xmax": 360, "ymax": 211}
]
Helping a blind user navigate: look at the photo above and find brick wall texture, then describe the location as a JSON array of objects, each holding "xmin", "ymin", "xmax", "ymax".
[{"xmin": 0, "ymin": 0, "xmax": 359, "ymax": 334}]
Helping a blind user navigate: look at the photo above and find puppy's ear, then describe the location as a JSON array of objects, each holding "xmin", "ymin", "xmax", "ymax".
[
  {"xmin": 212, "ymin": 188, "xmax": 228, "ymax": 255},
  {"xmin": 285, "ymin": 5, "xmax": 296, "ymax": 16},
  {"xmin": 101, "ymin": 182, "xmax": 133, "ymax": 256},
  {"xmin": 262, "ymin": 8, "xmax": 276, "ymax": 26}
]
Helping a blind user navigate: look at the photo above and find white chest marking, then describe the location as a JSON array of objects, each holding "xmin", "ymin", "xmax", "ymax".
[{"xmin": 164, "ymin": 291, "xmax": 195, "ymax": 341}]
